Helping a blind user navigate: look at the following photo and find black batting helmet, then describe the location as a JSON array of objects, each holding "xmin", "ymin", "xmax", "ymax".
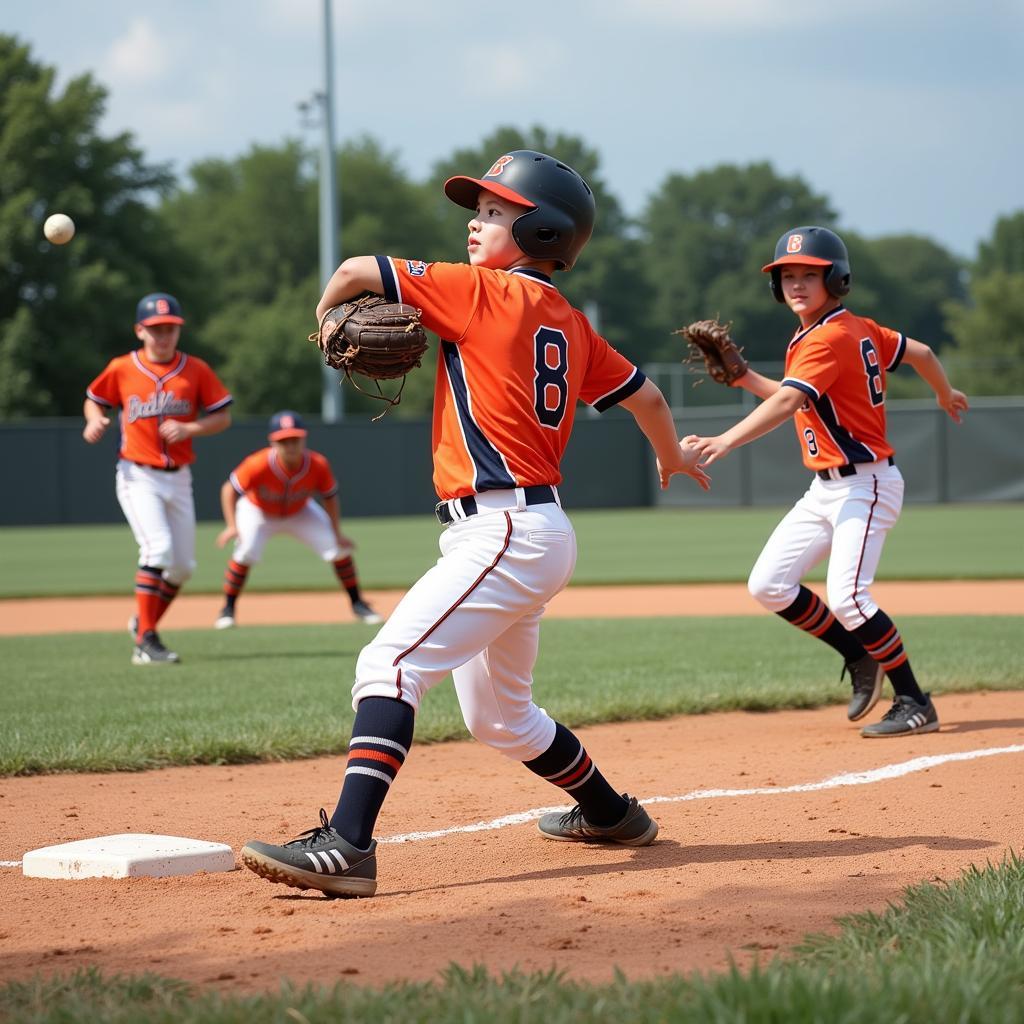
[
  {"xmin": 762, "ymin": 226, "xmax": 852, "ymax": 303},
  {"xmin": 444, "ymin": 150, "xmax": 596, "ymax": 270},
  {"xmin": 135, "ymin": 292, "xmax": 185, "ymax": 326}
]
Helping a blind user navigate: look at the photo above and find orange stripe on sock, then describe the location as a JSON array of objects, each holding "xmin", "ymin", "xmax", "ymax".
[
  {"xmin": 556, "ymin": 754, "xmax": 593, "ymax": 789},
  {"xmin": 791, "ymin": 598, "xmax": 822, "ymax": 629},
  {"xmin": 810, "ymin": 611, "xmax": 836, "ymax": 637},
  {"xmin": 865, "ymin": 625, "xmax": 897, "ymax": 654},
  {"xmin": 349, "ymin": 748, "xmax": 403, "ymax": 773}
]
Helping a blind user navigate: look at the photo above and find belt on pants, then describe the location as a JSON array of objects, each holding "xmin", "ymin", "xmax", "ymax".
[
  {"xmin": 435, "ymin": 485, "xmax": 557, "ymax": 525},
  {"xmin": 129, "ymin": 460, "xmax": 181, "ymax": 473},
  {"xmin": 817, "ymin": 455, "xmax": 894, "ymax": 481}
]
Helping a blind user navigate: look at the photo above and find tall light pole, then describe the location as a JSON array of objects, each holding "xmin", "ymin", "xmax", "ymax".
[{"xmin": 318, "ymin": 0, "xmax": 342, "ymax": 421}]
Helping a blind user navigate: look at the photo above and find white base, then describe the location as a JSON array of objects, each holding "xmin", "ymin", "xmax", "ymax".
[{"xmin": 22, "ymin": 834, "xmax": 236, "ymax": 879}]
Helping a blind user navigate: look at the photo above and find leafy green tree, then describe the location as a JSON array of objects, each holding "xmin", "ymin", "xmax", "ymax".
[
  {"xmin": 976, "ymin": 211, "xmax": 1024, "ymax": 276},
  {"xmin": 639, "ymin": 163, "xmax": 836, "ymax": 362},
  {"xmin": 855, "ymin": 234, "xmax": 965, "ymax": 348},
  {"xmin": 160, "ymin": 141, "xmax": 318, "ymax": 320},
  {"xmin": 944, "ymin": 270, "xmax": 1024, "ymax": 395},
  {"xmin": 0, "ymin": 35, "xmax": 185, "ymax": 416},
  {"xmin": 169, "ymin": 137, "xmax": 448, "ymax": 416}
]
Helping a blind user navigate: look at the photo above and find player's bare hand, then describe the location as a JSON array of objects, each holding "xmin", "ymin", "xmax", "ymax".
[
  {"xmin": 336, "ymin": 532, "xmax": 356, "ymax": 551},
  {"xmin": 216, "ymin": 526, "xmax": 237, "ymax": 549},
  {"xmin": 684, "ymin": 434, "xmax": 732, "ymax": 467},
  {"xmin": 657, "ymin": 438, "xmax": 711, "ymax": 492},
  {"xmin": 939, "ymin": 389, "xmax": 969, "ymax": 424},
  {"xmin": 82, "ymin": 416, "xmax": 110, "ymax": 443},
  {"xmin": 158, "ymin": 420, "xmax": 191, "ymax": 443}
]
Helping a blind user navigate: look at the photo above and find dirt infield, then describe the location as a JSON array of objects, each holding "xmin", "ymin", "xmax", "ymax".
[
  {"xmin": 1, "ymin": 691, "xmax": 1022, "ymax": 991},
  {"xmin": 1, "ymin": 580, "xmax": 1021, "ymax": 992},
  {"xmin": 3, "ymin": 579, "xmax": 1021, "ymax": 635}
]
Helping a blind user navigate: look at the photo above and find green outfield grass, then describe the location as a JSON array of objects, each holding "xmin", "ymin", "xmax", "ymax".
[
  {"xmin": 0, "ymin": 503, "xmax": 1020, "ymax": 598},
  {"xmin": 3, "ymin": 853, "xmax": 1022, "ymax": 1022},
  {"xmin": 1, "ymin": 616, "xmax": 1019, "ymax": 776}
]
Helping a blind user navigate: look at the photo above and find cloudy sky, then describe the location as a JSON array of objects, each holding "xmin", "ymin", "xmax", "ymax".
[{"xmin": 9, "ymin": 0, "xmax": 1023, "ymax": 256}]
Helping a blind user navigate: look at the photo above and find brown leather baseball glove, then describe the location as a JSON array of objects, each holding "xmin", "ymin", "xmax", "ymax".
[
  {"xmin": 310, "ymin": 295, "xmax": 430, "ymax": 414},
  {"xmin": 675, "ymin": 319, "xmax": 748, "ymax": 386}
]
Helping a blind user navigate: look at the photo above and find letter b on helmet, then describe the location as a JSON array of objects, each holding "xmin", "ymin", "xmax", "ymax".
[
  {"xmin": 444, "ymin": 150, "xmax": 596, "ymax": 270},
  {"xmin": 762, "ymin": 226, "xmax": 852, "ymax": 303}
]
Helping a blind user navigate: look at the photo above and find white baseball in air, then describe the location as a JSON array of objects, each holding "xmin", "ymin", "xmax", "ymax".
[{"xmin": 44, "ymin": 213, "xmax": 76, "ymax": 245}]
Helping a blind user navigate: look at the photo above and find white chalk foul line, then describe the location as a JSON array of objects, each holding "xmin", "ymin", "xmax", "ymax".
[
  {"xmin": 3, "ymin": 745, "xmax": 1022, "ymax": 865},
  {"xmin": 378, "ymin": 744, "xmax": 1024, "ymax": 845}
]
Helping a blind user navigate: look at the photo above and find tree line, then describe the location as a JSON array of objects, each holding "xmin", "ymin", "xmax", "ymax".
[{"xmin": 2, "ymin": 34, "xmax": 1022, "ymax": 420}]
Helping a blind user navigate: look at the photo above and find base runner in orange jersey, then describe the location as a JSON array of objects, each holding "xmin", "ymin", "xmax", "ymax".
[
  {"xmin": 240, "ymin": 150, "xmax": 710, "ymax": 898},
  {"xmin": 213, "ymin": 410, "xmax": 382, "ymax": 630},
  {"xmin": 83, "ymin": 292, "xmax": 232, "ymax": 665},
  {"xmin": 687, "ymin": 227, "xmax": 968, "ymax": 739}
]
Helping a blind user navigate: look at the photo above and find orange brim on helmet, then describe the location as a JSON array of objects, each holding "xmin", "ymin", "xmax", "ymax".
[
  {"xmin": 269, "ymin": 428, "xmax": 307, "ymax": 441},
  {"xmin": 443, "ymin": 176, "xmax": 537, "ymax": 211},
  {"xmin": 761, "ymin": 255, "xmax": 833, "ymax": 273},
  {"xmin": 138, "ymin": 314, "xmax": 185, "ymax": 326}
]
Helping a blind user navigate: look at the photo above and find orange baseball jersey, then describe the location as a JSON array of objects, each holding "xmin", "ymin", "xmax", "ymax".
[
  {"xmin": 230, "ymin": 448, "xmax": 338, "ymax": 517},
  {"xmin": 781, "ymin": 306, "xmax": 906, "ymax": 471},
  {"xmin": 87, "ymin": 351, "xmax": 232, "ymax": 468},
  {"xmin": 375, "ymin": 257, "xmax": 645, "ymax": 500}
]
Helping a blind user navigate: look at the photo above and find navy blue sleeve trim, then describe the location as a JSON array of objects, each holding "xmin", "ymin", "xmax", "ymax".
[
  {"xmin": 593, "ymin": 369, "xmax": 647, "ymax": 413},
  {"xmin": 888, "ymin": 333, "xmax": 907, "ymax": 371},
  {"xmin": 781, "ymin": 379, "xmax": 818, "ymax": 400},
  {"xmin": 376, "ymin": 255, "xmax": 399, "ymax": 302}
]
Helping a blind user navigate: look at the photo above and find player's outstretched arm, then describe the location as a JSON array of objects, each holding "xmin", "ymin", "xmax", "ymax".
[
  {"xmin": 732, "ymin": 367, "xmax": 782, "ymax": 401},
  {"xmin": 82, "ymin": 398, "xmax": 111, "ymax": 443},
  {"xmin": 901, "ymin": 338, "xmax": 969, "ymax": 424},
  {"xmin": 685, "ymin": 385, "xmax": 805, "ymax": 466},
  {"xmin": 619, "ymin": 378, "xmax": 710, "ymax": 491},
  {"xmin": 316, "ymin": 256, "xmax": 385, "ymax": 321}
]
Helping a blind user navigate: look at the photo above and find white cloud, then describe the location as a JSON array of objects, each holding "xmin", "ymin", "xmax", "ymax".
[{"xmin": 102, "ymin": 17, "xmax": 176, "ymax": 85}]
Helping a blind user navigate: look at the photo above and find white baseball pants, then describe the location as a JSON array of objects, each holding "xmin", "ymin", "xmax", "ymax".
[
  {"xmin": 231, "ymin": 496, "xmax": 346, "ymax": 565},
  {"xmin": 748, "ymin": 460, "xmax": 905, "ymax": 630},
  {"xmin": 352, "ymin": 491, "xmax": 575, "ymax": 762},
  {"xmin": 115, "ymin": 459, "xmax": 196, "ymax": 584}
]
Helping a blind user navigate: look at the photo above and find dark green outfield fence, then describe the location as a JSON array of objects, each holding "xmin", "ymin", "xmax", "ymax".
[{"xmin": 1, "ymin": 399, "xmax": 1021, "ymax": 525}]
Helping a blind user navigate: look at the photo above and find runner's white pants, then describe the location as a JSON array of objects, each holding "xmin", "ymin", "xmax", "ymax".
[
  {"xmin": 353, "ymin": 493, "xmax": 575, "ymax": 762},
  {"xmin": 747, "ymin": 461, "xmax": 905, "ymax": 630},
  {"xmin": 231, "ymin": 496, "xmax": 346, "ymax": 565},
  {"xmin": 115, "ymin": 459, "xmax": 196, "ymax": 584}
]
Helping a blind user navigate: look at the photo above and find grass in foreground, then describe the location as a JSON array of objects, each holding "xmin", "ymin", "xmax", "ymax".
[
  {"xmin": 3, "ymin": 853, "xmax": 1022, "ymax": 1022},
  {"xmin": 0, "ymin": 503, "xmax": 1020, "ymax": 597},
  {"xmin": 1, "ymin": 616, "xmax": 1020, "ymax": 775}
]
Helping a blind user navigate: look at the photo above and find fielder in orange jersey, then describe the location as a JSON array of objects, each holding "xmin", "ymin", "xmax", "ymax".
[
  {"xmin": 241, "ymin": 150, "xmax": 710, "ymax": 898},
  {"xmin": 686, "ymin": 226, "xmax": 968, "ymax": 738},
  {"xmin": 83, "ymin": 292, "xmax": 232, "ymax": 665},
  {"xmin": 214, "ymin": 410, "xmax": 382, "ymax": 629}
]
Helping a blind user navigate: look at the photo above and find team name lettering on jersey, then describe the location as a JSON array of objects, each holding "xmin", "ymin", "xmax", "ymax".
[
  {"xmin": 126, "ymin": 392, "xmax": 193, "ymax": 422},
  {"xmin": 230, "ymin": 448, "xmax": 338, "ymax": 517},
  {"xmin": 86, "ymin": 350, "xmax": 231, "ymax": 468}
]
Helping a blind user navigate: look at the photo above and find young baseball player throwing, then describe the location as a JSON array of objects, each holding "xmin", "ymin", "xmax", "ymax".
[
  {"xmin": 83, "ymin": 293, "xmax": 233, "ymax": 664},
  {"xmin": 215, "ymin": 410, "xmax": 382, "ymax": 628},
  {"xmin": 685, "ymin": 226, "xmax": 968, "ymax": 738},
  {"xmin": 242, "ymin": 150, "xmax": 710, "ymax": 897}
]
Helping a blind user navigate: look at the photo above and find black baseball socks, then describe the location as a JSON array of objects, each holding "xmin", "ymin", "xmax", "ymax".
[
  {"xmin": 330, "ymin": 696, "xmax": 415, "ymax": 849},
  {"xmin": 523, "ymin": 722, "xmax": 628, "ymax": 827},
  {"xmin": 852, "ymin": 609, "xmax": 927, "ymax": 705},
  {"xmin": 776, "ymin": 585, "xmax": 866, "ymax": 662}
]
